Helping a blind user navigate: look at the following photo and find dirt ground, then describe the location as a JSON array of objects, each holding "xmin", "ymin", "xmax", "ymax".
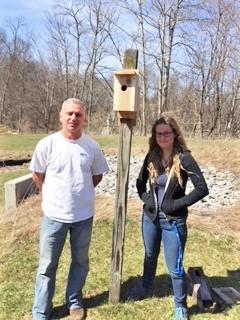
[
  {"xmin": 95, "ymin": 196, "xmax": 240, "ymax": 240},
  {"xmin": 0, "ymin": 193, "xmax": 239, "ymax": 262}
]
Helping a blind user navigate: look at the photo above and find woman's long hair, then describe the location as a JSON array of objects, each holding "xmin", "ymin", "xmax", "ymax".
[{"xmin": 148, "ymin": 113, "xmax": 189, "ymax": 184}]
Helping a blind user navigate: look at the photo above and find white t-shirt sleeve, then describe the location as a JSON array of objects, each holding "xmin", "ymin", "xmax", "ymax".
[{"xmin": 29, "ymin": 139, "xmax": 48, "ymax": 173}]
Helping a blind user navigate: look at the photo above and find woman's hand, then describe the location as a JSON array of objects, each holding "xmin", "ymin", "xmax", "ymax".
[{"xmin": 141, "ymin": 192, "xmax": 155, "ymax": 213}]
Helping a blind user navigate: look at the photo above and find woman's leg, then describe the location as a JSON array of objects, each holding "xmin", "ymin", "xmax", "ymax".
[
  {"xmin": 161, "ymin": 217, "xmax": 188, "ymax": 308},
  {"xmin": 142, "ymin": 213, "xmax": 161, "ymax": 288}
]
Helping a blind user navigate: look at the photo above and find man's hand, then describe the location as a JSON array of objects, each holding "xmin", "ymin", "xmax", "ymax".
[
  {"xmin": 32, "ymin": 172, "xmax": 45, "ymax": 191},
  {"xmin": 92, "ymin": 174, "xmax": 103, "ymax": 187}
]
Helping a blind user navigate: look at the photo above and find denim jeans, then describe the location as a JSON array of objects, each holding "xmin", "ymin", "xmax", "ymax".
[
  {"xmin": 32, "ymin": 215, "xmax": 93, "ymax": 320},
  {"xmin": 142, "ymin": 212, "xmax": 188, "ymax": 308}
]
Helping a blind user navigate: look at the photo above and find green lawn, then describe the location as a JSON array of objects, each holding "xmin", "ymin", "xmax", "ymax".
[
  {"xmin": 0, "ymin": 134, "xmax": 240, "ymax": 319},
  {"xmin": 0, "ymin": 218, "xmax": 239, "ymax": 320},
  {"xmin": 1, "ymin": 132, "xmax": 239, "ymax": 156},
  {"xmin": 0, "ymin": 134, "xmax": 45, "ymax": 151},
  {"xmin": 0, "ymin": 134, "xmax": 45, "ymax": 160},
  {"xmin": 0, "ymin": 133, "xmax": 149, "ymax": 158}
]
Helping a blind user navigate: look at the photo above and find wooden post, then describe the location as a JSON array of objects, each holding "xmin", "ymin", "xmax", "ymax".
[{"xmin": 108, "ymin": 49, "xmax": 138, "ymax": 303}]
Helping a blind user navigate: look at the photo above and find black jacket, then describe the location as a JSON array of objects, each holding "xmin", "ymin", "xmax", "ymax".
[{"xmin": 136, "ymin": 151, "xmax": 209, "ymax": 220}]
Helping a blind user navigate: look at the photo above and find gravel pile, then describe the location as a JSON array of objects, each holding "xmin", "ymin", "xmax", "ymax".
[{"xmin": 96, "ymin": 155, "xmax": 240, "ymax": 209}]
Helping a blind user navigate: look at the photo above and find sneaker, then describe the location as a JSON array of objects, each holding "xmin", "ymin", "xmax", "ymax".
[
  {"xmin": 69, "ymin": 307, "xmax": 86, "ymax": 320},
  {"xmin": 175, "ymin": 307, "xmax": 189, "ymax": 320}
]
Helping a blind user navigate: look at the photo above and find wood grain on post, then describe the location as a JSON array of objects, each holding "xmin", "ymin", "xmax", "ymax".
[
  {"xmin": 108, "ymin": 49, "xmax": 138, "ymax": 303},
  {"xmin": 123, "ymin": 49, "xmax": 138, "ymax": 69},
  {"xmin": 108, "ymin": 120, "xmax": 133, "ymax": 303}
]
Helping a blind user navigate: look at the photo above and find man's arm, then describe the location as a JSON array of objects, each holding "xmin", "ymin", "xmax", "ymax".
[
  {"xmin": 92, "ymin": 174, "xmax": 103, "ymax": 187},
  {"xmin": 32, "ymin": 172, "xmax": 45, "ymax": 191}
]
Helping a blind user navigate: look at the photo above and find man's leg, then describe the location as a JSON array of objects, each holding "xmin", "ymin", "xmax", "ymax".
[
  {"xmin": 32, "ymin": 216, "xmax": 68, "ymax": 320},
  {"xmin": 66, "ymin": 217, "xmax": 93, "ymax": 311}
]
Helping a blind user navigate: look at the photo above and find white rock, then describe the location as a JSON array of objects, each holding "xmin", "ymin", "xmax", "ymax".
[{"xmin": 96, "ymin": 155, "xmax": 240, "ymax": 209}]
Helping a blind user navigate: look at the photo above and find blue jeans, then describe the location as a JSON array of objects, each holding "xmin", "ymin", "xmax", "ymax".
[
  {"xmin": 32, "ymin": 215, "xmax": 93, "ymax": 320},
  {"xmin": 142, "ymin": 213, "xmax": 188, "ymax": 308}
]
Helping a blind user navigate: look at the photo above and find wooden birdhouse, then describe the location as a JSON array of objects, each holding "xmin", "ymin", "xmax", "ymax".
[{"xmin": 113, "ymin": 69, "xmax": 139, "ymax": 113}]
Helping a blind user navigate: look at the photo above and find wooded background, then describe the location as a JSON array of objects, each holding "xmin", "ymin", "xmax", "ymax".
[{"xmin": 0, "ymin": 0, "xmax": 240, "ymax": 137}]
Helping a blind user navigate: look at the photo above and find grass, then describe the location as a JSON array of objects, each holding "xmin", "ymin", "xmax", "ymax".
[
  {"xmin": 0, "ymin": 133, "xmax": 148, "ymax": 159},
  {"xmin": 0, "ymin": 134, "xmax": 45, "ymax": 160},
  {"xmin": 1, "ymin": 133, "xmax": 240, "ymax": 173},
  {"xmin": 188, "ymin": 138, "xmax": 240, "ymax": 180},
  {"xmin": 0, "ymin": 207, "xmax": 239, "ymax": 320},
  {"xmin": 0, "ymin": 133, "xmax": 240, "ymax": 319}
]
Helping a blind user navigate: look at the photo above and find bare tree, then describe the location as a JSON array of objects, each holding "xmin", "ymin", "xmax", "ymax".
[
  {"xmin": 0, "ymin": 19, "xmax": 33, "ymax": 130},
  {"xmin": 145, "ymin": 0, "xmax": 184, "ymax": 115},
  {"xmin": 85, "ymin": 0, "xmax": 114, "ymax": 131},
  {"xmin": 182, "ymin": 0, "xmax": 239, "ymax": 137},
  {"xmin": 46, "ymin": 12, "xmax": 74, "ymax": 98}
]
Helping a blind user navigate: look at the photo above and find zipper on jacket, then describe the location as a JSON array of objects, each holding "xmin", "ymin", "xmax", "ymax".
[{"xmin": 160, "ymin": 165, "xmax": 175, "ymax": 211}]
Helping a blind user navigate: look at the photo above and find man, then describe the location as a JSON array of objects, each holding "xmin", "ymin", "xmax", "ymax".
[{"xmin": 30, "ymin": 98, "xmax": 108, "ymax": 320}]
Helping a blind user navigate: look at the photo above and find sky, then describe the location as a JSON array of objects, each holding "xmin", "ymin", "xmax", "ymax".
[
  {"xmin": 0, "ymin": 0, "xmax": 53, "ymax": 34},
  {"xmin": 0, "ymin": 0, "xmax": 136, "ymax": 38},
  {"xmin": 0, "ymin": 0, "xmax": 136, "ymax": 70}
]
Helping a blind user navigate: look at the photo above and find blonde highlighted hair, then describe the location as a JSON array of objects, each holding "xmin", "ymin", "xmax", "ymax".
[{"xmin": 148, "ymin": 113, "xmax": 189, "ymax": 186}]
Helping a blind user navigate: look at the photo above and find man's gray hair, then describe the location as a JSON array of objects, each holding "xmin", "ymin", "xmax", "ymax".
[{"xmin": 61, "ymin": 98, "xmax": 84, "ymax": 112}]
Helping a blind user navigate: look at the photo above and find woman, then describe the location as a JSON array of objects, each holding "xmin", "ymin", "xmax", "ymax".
[{"xmin": 136, "ymin": 114, "xmax": 209, "ymax": 320}]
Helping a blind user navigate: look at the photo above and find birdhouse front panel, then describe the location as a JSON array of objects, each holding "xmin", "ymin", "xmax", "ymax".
[{"xmin": 113, "ymin": 70, "xmax": 139, "ymax": 112}]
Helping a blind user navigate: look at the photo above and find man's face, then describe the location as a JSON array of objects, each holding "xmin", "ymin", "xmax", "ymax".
[{"xmin": 60, "ymin": 103, "xmax": 85, "ymax": 137}]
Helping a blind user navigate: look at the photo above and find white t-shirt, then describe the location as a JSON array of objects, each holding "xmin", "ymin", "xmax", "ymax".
[{"xmin": 29, "ymin": 131, "xmax": 108, "ymax": 223}]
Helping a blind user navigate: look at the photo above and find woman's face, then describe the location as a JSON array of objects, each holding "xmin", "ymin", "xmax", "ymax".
[{"xmin": 155, "ymin": 123, "xmax": 175, "ymax": 151}]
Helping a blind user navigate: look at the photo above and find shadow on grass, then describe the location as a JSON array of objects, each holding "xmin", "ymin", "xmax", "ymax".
[
  {"xmin": 50, "ymin": 274, "xmax": 171, "ymax": 319},
  {"xmin": 50, "ymin": 291, "xmax": 110, "ymax": 319},
  {"xmin": 50, "ymin": 305, "xmax": 69, "ymax": 319},
  {"xmin": 120, "ymin": 273, "xmax": 172, "ymax": 301},
  {"xmin": 51, "ymin": 269, "xmax": 240, "ymax": 319},
  {"xmin": 208, "ymin": 269, "xmax": 240, "ymax": 289}
]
